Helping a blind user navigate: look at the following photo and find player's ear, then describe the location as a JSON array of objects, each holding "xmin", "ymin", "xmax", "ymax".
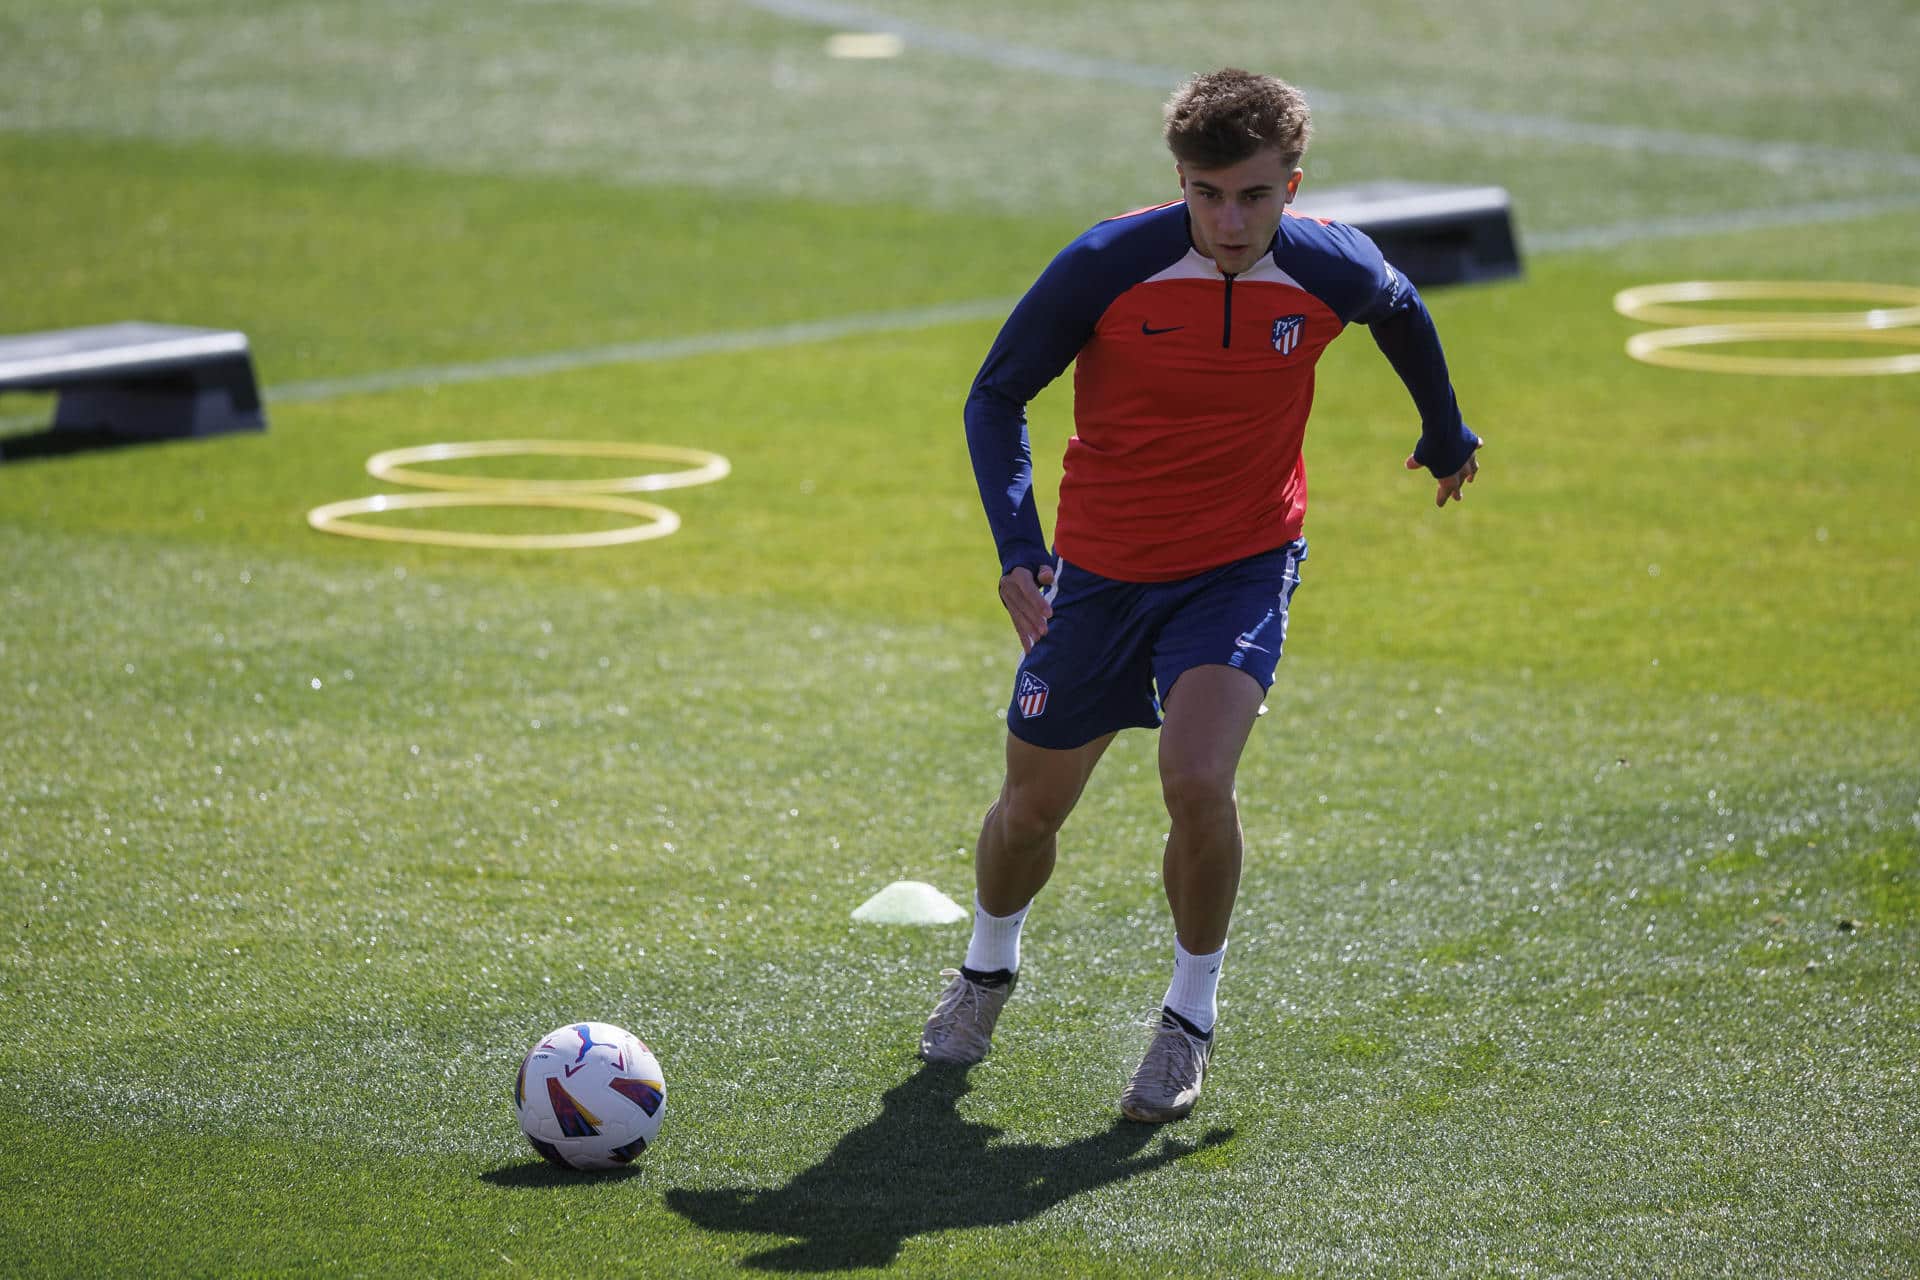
[
  {"xmin": 1175, "ymin": 162, "xmax": 1187, "ymax": 192},
  {"xmin": 1285, "ymin": 169, "xmax": 1304, "ymax": 203}
]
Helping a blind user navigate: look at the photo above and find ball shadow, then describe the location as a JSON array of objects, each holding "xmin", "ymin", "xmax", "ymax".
[{"xmin": 480, "ymin": 1159, "xmax": 643, "ymax": 1189}]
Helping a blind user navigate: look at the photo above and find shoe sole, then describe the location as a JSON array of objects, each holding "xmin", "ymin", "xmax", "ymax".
[
  {"xmin": 918, "ymin": 1046, "xmax": 987, "ymax": 1066},
  {"xmin": 1120, "ymin": 1098, "xmax": 1196, "ymax": 1124}
]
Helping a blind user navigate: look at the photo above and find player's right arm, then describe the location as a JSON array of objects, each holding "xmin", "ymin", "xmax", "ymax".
[{"xmin": 963, "ymin": 240, "xmax": 1107, "ymax": 646}]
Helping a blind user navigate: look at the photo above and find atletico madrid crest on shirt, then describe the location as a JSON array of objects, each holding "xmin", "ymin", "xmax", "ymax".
[
  {"xmin": 1016, "ymin": 671, "xmax": 1050, "ymax": 719},
  {"xmin": 1271, "ymin": 314, "xmax": 1306, "ymax": 354}
]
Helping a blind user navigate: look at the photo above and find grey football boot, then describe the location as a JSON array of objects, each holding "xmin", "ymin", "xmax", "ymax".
[
  {"xmin": 1119, "ymin": 1010, "xmax": 1213, "ymax": 1123},
  {"xmin": 918, "ymin": 968, "xmax": 1016, "ymax": 1065}
]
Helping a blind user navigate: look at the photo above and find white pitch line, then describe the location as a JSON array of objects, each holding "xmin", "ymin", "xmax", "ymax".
[
  {"xmin": 1528, "ymin": 191, "xmax": 1920, "ymax": 252},
  {"xmin": 1, "ymin": 298, "xmax": 1014, "ymax": 429},
  {"xmin": 739, "ymin": 0, "xmax": 1920, "ymax": 180},
  {"xmin": 267, "ymin": 297, "xmax": 1016, "ymax": 403}
]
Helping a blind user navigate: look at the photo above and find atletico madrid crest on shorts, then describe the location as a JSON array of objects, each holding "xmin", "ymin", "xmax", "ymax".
[{"xmin": 1016, "ymin": 671, "xmax": 1050, "ymax": 719}]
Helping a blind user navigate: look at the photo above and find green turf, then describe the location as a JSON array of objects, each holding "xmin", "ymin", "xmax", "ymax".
[
  {"xmin": 3, "ymin": 3, "xmax": 1919, "ymax": 1276},
  {"xmin": 4, "ymin": 0, "xmax": 1915, "ymax": 221},
  {"xmin": 3, "ymin": 521, "xmax": 1913, "ymax": 1276},
  {"xmin": 0, "ymin": 132, "xmax": 1061, "ymax": 383}
]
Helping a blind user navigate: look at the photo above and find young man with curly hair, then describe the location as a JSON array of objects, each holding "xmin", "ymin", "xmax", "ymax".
[{"xmin": 921, "ymin": 68, "xmax": 1483, "ymax": 1123}]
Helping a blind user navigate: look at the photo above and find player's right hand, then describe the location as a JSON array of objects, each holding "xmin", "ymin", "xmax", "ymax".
[{"xmin": 999, "ymin": 565, "xmax": 1055, "ymax": 653}]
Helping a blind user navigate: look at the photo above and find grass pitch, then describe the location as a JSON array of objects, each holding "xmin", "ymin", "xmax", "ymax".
[{"xmin": 3, "ymin": 2, "xmax": 1918, "ymax": 1276}]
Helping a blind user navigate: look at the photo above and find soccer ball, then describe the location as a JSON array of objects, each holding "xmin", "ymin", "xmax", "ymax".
[{"xmin": 514, "ymin": 1021, "xmax": 666, "ymax": 1170}]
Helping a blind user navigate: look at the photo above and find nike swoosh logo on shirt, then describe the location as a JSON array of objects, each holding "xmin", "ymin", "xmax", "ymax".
[{"xmin": 1141, "ymin": 322, "xmax": 1184, "ymax": 335}]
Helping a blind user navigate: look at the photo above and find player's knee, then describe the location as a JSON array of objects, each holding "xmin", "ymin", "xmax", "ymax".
[
  {"xmin": 995, "ymin": 782, "xmax": 1076, "ymax": 848},
  {"xmin": 1161, "ymin": 764, "xmax": 1237, "ymax": 826}
]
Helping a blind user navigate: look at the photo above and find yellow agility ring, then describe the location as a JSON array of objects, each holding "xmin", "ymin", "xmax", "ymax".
[
  {"xmin": 306, "ymin": 491, "xmax": 682, "ymax": 550},
  {"xmin": 365, "ymin": 439, "xmax": 731, "ymax": 494},
  {"xmin": 1613, "ymin": 281, "xmax": 1920, "ymax": 330},
  {"xmin": 1624, "ymin": 323, "xmax": 1920, "ymax": 377}
]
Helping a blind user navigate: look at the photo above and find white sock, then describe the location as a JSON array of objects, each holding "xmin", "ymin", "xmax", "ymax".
[
  {"xmin": 1162, "ymin": 937, "xmax": 1226, "ymax": 1035},
  {"xmin": 962, "ymin": 895, "xmax": 1030, "ymax": 975}
]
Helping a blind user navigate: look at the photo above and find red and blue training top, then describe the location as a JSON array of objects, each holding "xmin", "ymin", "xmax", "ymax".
[{"xmin": 965, "ymin": 199, "xmax": 1480, "ymax": 583}]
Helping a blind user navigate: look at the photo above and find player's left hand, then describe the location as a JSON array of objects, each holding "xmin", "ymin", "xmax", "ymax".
[{"xmin": 1406, "ymin": 444, "xmax": 1482, "ymax": 508}]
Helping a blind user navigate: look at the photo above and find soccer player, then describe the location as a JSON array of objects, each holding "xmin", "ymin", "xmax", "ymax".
[{"xmin": 918, "ymin": 68, "xmax": 1484, "ymax": 1123}]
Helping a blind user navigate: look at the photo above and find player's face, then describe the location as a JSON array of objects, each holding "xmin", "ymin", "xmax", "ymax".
[{"xmin": 1178, "ymin": 147, "xmax": 1303, "ymax": 276}]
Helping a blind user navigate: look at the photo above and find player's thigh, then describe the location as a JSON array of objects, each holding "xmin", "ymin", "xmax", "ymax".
[
  {"xmin": 1000, "ymin": 729, "xmax": 1119, "ymax": 832},
  {"xmin": 1157, "ymin": 665, "xmax": 1266, "ymax": 800}
]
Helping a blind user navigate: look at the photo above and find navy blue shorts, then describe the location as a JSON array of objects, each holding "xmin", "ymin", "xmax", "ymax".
[{"xmin": 1005, "ymin": 539, "xmax": 1307, "ymax": 750}]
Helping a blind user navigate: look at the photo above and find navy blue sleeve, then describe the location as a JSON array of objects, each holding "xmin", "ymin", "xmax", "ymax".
[
  {"xmin": 1313, "ymin": 222, "xmax": 1481, "ymax": 478},
  {"xmin": 963, "ymin": 242, "xmax": 1111, "ymax": 576}
]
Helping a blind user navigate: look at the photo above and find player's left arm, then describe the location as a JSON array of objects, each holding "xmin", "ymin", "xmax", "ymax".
[{"xmin": 1333, "ymin": 229, "xmax": 1484, "ymax": 508}]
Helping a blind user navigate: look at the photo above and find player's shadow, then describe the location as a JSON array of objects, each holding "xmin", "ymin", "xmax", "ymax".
[{"xmin": 665, "ymin": 1062, "xmax": 1232, "ymax": 1272}]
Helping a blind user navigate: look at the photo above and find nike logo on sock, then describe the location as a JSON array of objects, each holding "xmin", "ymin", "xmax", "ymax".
[
  {"xmin": 1141, "ymin": 321, "xmax": 1183, "ymax": 336},
  {"xmin": 960, "ymin": 965, "xmax": 1015, "ymax": 988},
  {"xmin": 1162, "ymin": 1006, "xmax": 1213, "ymax": 1040}
]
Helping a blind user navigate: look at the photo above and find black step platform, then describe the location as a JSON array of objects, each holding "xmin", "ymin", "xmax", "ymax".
[
  {"xmin": 0, "ymin": 322, "xmax": 266, "ymax": 442},
  {"xmin": 1290, "ymin": 182, "xmax": 1522, "ymax": 287}
]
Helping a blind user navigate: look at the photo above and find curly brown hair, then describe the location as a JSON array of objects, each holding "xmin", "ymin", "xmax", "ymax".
[{"xmin": 1163, "ymin": 68, "xmax": 1312, "ymax": 170}]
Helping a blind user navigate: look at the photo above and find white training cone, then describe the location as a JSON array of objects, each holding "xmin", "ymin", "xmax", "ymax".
[{"xmin": 851, "ymin": 881, "xmax": 968, "ymax": 925}]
